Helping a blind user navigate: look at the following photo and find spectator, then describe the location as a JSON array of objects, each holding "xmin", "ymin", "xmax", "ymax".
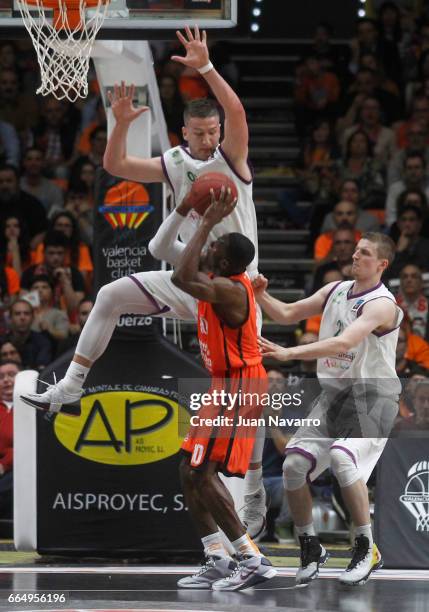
[
  {"xmin": 57, "ymin": 297, "xmax": 93, "ymax": 355},
  {"xmin": 20, "ymin": 230, "xmax": 85, "ymax": 319},
  {"xmin": 20, "ymin": 147, "xmax": 64, "ymax": 215},
  {"xmin": 387, "ymin": 121, "xmax": 429, "ymax": 185},
  {"xmin": 348, "ymin": 17, "xmax": 402, "ymax": 82},
  {"xmin": 68, "ymin": 160, "xmax": 96, "ymax": 203},
  {"xmin": 387, "ymin": 205, "xmax": 429, "ymax": 278},
  {"xmin": 321, "ymin": 182, "xmax": 380, "ymax": 232},
  {"xmin": 313, "ymin": 228, "xmax": 356, "ymax": 291},
  {"xmin": 71, "ymin": 125, "xmax": 106, "ymax": 172},
  {"xmin": 32, "ymin": 211, "xmax": 93, "ymax": 288},
  {"xmin": 306, "ymin": 268, "xmax": 344, "ymax": 335},
  {"xmin": 0, "ymin": 299, "xmax": 52, "ymax": 370},
  {"xmin": 314, "ymin": 200, "xmax": 362, "ymax": 261},
  {"xmin": 77, "ymin": 97, "xmax": 106, "ymax": 155},
  {"xmin": 0, "ymin": 254, "xmax": 20, "ymax": 307},
  {"xmin": 32, "ymin": 96, "xmax": 79, "ymax": 178},
  {"xmin": 30, "ymin": 275, "xmax": 69, "ymax": 344},
  {"xmin": 158, "ymin": 74, "xmax": 185, "ymax": 146},
  {"xmin": 0, "ymin": 120, "xmax": 20, "ymax": 167},
  {"xmin": 385, "ymin": 152, "xmax": 429, "ymax": 226},
  {"xmin": 0, "ymin": 215, "xmax": 32, "ymax": 277},
  {"xmin": 0, "ymin": 164, "xmax": 47, "ymax": 248},
  {"xmin": 299, "ymin": 120, "xmax": 339, "ymax": 199},
  {"xmin": 0, "ymin": 68, "xmax": 39, "ymax": 140},
  {"xmin": 0, "ymin": 341, "xmax": 22, "ymax": 365},
  {"xmin": 394, "ymin": 379, "xmax": 429, "ymax": 435},
  {"xmin": 0, "ymin": 361, "xmax": 16, "ymax": 518},
  {"xmin": 63, "ymin": 188, "xmax": 93, "ymax": 245},
  {"xmin": 294, "ymin": 54, "xmax": 341, "ymax": 136},
  {"xmin": 402, "ymin": 316, "xmax": 429, "ymax": 371},
  {"xmin": 389, "ymin": 189, "xmax": 429, "ymax": 237},
  {"xmin": 261, "ymin": 369, "xmax": 296, "ymax": 543},
  {"xmin": 395, "ymin": 95, "xmax": 429, "ymax": 149},
  {"xmin": 308, "ymin": 22, "xmax": 344, "ymax": 74},
  {"xmin": 396, "ymin": 264, "xmax": 429, "ymax": 340},
  {"xmin": 396, "ymin": 326, "xmax": 427, "ymax": 378},
  {"xmin": 336, "ymin": 129, "xmax": 385, "ymax": 204},
  {"xmin": 341, "ymin": 97, "xmax": 395, "ymax": 164},
  {"xmin": 359, "ymin": 52, "xmax": 400, "ymax": 97}
]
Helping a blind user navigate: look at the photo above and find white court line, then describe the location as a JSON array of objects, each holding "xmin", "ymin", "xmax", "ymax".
[{"xmin": 0, "ymin": 566, "xmax": 428, "ymax": 581}]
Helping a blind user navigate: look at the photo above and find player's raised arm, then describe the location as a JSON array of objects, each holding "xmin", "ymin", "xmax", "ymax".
[
  {"xmin": 260, "ymin": 297, "xmax": 398, "ymax": 362},
  {"xmin": 172, "ymin": 26, "xmax": 249, "ymax": 171},
  {"xmin": 103, "ymin": 82, "xmax": 165, "ymax": 183},
  {"xmin": 254, "ymin": 278, "xmax": 337, "ymax": 325},
  {"xmin": 171, "ymin": 188, "xmax": 240, "ymax": 302}
]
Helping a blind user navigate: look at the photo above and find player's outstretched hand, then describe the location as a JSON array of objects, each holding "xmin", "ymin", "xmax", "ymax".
[
  {"xmin": 107, "ymin": 82, "xmax": 149, "ymax": 125},
  {"xmin": 203, "ymin": 186, "xmax": 237, "ymax": 226},
  {"xmin": 252, "ymin": 274, "xmax": 268, "ymax": 300},
  {"xmin": 258, "ymin": 336, "xmax": 291, "ymax": 361},
  {"xmin": 171, "ymin": 25, "xmax": 210, "ymax": 70}
]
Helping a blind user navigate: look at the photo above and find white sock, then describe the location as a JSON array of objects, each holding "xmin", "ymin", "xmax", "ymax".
[
  {"xmin": 244, "ymin": 467, "xmax": 263, "ymax": 495},
  {"xmin": 62, "ymin": 361, "xmax": 90, "ymax": 394},
  {"xmin": 355, "ymin": 524, "xmax": 373, "ymax": 548},
  {"xmin": 201, "ymin": 532, "xmax": 230, "ymax": 558},
  {"xmin": 231, "ymin": 533, "xmax": 262, "ymax": 558},
  {"xmin": 296, "ymin": 522, "xmax": 316, "ymax": 537}
]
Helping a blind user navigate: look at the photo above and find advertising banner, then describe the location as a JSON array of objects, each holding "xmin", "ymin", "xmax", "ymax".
[{"xmin": 375, "ymin": 439, "xmax": 429, "ymax": 569}]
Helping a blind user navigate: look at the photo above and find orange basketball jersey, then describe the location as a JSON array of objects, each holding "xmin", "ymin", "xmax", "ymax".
[{"xmin": 197, "ymin": 272, "xmax": 261, "ymax": 375}]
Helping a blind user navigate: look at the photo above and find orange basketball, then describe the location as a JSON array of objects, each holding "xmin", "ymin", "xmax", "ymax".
[{"xmin": 188, "ymin": 172, "xmax": 239, "ymax": 215}]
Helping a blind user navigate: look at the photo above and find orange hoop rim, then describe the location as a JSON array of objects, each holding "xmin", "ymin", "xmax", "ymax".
[{"xmin": 22, "ymin": 0, "xmax": 109, "ymax": 29}]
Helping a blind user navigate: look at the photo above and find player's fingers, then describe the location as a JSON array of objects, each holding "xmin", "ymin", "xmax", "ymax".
[
  {"xmin": 128, "ymin": 83, "xmax": 135, "ymax": 100},
  {"xmin": 121, "ymin": 80, "xmax": 126, "ymax": 97},
  {"xmin": 176, "ymin": 30, "xmax": 188, "ymax": 46},
  {"xmin": 202, "ymin": 30, "xmax": 207, "ymax": 44},
  {"xmin": 107, "ymin": 89, "xmax": 113, "ymax": 104},
  {"xmin": 171, "ymin": 55, "xmax": 186, "ymax": 65},
  {"xmin": 194, "ymin": 24, "xmax": 200, "ymax": 40},
  {"xmin": 210, "ymin": 188, "xmax": 215, "ymax": 205},
  {"xmin": 113, "ymin": 83, "xmax": 119, "ymax": 100},
  {"xmin": 185, "ymin": 25, "xmax": 194, "ymax": 41}
]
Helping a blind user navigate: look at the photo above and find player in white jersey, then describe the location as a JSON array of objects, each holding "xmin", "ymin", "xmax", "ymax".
[
  {"xmin": 21, "ymin": 26, "xmax": 266, "ymax": 538},
  {"xmin": 256, "ymin": 233, "xmax": 403, "ymax": 587}
]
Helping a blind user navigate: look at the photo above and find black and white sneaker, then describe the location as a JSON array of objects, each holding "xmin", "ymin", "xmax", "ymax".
[
  {"xmin": 296, "ymin": 535, "xmax": 329, "ymax": 584},
  {"xmin": 177, "ymin": 555, "xmax": 237, "ymax": 589},
  {"xmin": 339, "ymin": 536, "xmax": 383, "ymax": 586},
  {"xmin": 21, "ymin": 378, "xmax": 82, "ymax": 417}
]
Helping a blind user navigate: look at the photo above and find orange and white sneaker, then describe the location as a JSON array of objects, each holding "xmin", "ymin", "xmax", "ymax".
[{"xmin": 339, "ymin": 536, "xmax": 383, "ymax": 586}]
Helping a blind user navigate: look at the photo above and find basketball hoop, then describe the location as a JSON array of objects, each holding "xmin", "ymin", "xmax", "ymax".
[{"xmin": 16, "ymin": 0, "xmax": 110, "ymax": 102}]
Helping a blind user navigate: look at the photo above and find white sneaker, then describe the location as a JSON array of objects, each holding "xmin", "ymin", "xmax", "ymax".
[
  {"xmin": 339, "ymin": 537, "xmax": 383, "ymax": 586},
  {"xmin": 242, "ymin": 488, "xmax": 266, "ymax": 539},
  {"xmin": 212, "ymin": 555, "xmax": 277, "ymax": 591},
  {"xmin": 296, "ymin": 535, "xmax": 329, "ymax": 584},
  {"xmin": 177, "ymin": 555, "xmax": 237, "ymax": 589},
  {"xmin": 21, "ymin": 379, "xmax": 82, "ymax": 417}
]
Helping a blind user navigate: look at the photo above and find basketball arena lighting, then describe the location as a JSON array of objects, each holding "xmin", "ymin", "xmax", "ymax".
[
  {"xmin": 358, "ymin": 0, "xmax": 366, "ymax": 17},
  {"xmin": 250, "ymin": 0, "xmax": 262, "ymax": 33}
]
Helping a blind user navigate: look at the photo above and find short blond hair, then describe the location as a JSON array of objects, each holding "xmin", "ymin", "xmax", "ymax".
[{"xmin": 361, "ymin": 232, "xmax": 395, "ymax": 267}]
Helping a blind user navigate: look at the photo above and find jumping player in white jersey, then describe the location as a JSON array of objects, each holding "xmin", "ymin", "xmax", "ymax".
[
  {"xmin": 256, "ymin": 233, "xmax": 403, "ymax": 586},
  {"xmin": 21, "ymin": 25, "xmax": 266, "ymax": 537}
]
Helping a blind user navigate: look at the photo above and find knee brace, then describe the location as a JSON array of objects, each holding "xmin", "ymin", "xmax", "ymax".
[
  {"xmin": 329, "ymin": 447, "xmax": 361, "ymax": 488},
  {"xmin": 283, "ymin": 452, "xmax": 313, "ymax": 491}
]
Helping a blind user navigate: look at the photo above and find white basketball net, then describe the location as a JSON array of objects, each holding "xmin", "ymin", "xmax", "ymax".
[{"xmin": 16, "ymin": 0, "xmax": 110, "ymax": 102}]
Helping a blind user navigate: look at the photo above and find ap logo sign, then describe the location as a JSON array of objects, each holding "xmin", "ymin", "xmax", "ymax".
[{"xmin": 400, "ymin": 460, "xmax": 429, "ymax": 531}]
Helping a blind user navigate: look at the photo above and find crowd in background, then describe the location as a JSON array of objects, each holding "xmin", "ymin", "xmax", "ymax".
[{"xmin": 0, "ymin": 3, "xmax": 428, "ymax": 530}]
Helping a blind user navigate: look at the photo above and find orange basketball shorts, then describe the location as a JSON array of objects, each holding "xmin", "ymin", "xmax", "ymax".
[{"xmin": 181, "ymin": 363, "xmax": 268, "ymax": 477}]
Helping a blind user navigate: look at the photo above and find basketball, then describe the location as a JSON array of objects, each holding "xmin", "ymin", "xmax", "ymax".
[{"xmin": 187, "ymin": 172, "xmax": 239, "ymax": 215}]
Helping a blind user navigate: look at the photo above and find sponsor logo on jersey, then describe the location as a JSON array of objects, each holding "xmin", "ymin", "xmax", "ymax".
[
  {"xmin": 54, "ymin": 391, "xmax": 189, "ymax": 466},
  {"xmin": 351, "ymin": 298, "xmax": 365, "ymax": 313}
]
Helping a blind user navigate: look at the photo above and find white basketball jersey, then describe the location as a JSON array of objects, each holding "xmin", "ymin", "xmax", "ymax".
[
  {"xmin": 161, "ymin": 145, "xmax": 258, "ymax": 277},
  {"xmin": 317, "ymin": 280, "xmax": 403, "ymax": 382}
]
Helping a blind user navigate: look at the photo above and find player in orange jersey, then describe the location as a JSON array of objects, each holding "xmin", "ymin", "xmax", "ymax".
[{"xmin": 170, "ymin": 189, "xmax": 276, "ymax": 591}]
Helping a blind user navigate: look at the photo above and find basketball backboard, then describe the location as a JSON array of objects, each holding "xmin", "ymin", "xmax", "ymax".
[{"xmin": 1, "ymin": 0, "xmax": 238, "ymax": 36}]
